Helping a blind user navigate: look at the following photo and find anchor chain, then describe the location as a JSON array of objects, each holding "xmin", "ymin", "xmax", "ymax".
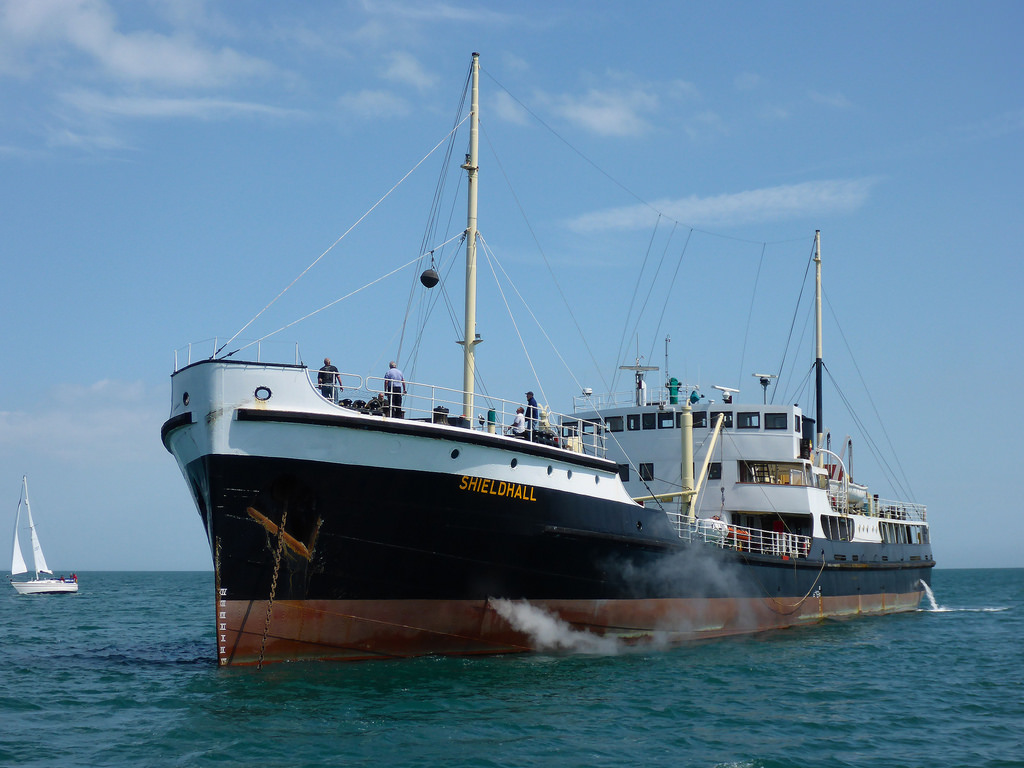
[{"xmin": 257, "ymin": 503, "xmax": 288, "ymax": 670}]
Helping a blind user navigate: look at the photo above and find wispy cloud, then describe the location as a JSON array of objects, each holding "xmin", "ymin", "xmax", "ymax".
[
  {"xmin": 809, "ymin": 90, "xmax": 853, "ymax": 109},
  {"xmin": 492, "ymin": 90, "xmax": 529, "ymax": 125},
  {"xmin": 60, "ymin": 89, "xmax": 301, "ymax": 120},
  {"xmin": 382, "ymin": 51, "xmax": 436, "ymax": 91},
  {"xmin": 0, "ymin": 378, "xmax": 163, "ymax": 464},
  {"xmin": 548, "ymin": 87, "xmax": 657, "ymax": 137},
  {"xmin": 0, "ymin": 0, "xmax": 274, "ymax": 87},
  {"xmin": 338, "ymin": 88, "xmax": 411, "ymax": 119},
  {"xmin": 567, "ymin": 178, "xmax": 879, "ymax": 231},
  {"xmin": 734, "ymin": 72, "xmax": 762, "ymax": 91}
]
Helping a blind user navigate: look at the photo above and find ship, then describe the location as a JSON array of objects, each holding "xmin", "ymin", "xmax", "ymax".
[{"xmin": 161, "ymin": 54, "xmax": 933, "ymax": 666}]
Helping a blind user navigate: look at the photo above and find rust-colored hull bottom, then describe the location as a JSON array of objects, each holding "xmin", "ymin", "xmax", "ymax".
[{"xmin": 214, "ymin": 590, "xmax": 924, "ymax": 666}]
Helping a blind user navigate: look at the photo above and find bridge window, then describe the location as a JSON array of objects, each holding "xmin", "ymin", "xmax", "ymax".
[
  {"xmin": 690, "ymin": 411, "xmax": 708, "ymax": 428},
  {"xmin": 710, "ymin": 411, "xmax": 733, "ymax": 429},
  {"xmin": 765, "ymin": 412, "xmax": 788, "ymax": 430},
  {"xmin": 627, "ymin": 414, "xmax": 640, "ymax": 431},
  {"xmin": 737, "ymin": 412, "xmax": 760, "ymax": 429},
  {"xmin": 605, "ymin": 416, "xmax": 623, "ymax": 433},
  {"xmin": 658, "ymin": 412, "xmax": 676, "ymax": 429},
  {"xmin": 642, "ymin": 413, "xmax": 656, "ymax": 430}
]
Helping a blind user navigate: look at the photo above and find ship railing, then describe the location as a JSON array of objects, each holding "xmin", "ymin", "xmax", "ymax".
[
  {"xmin": 309, "ymin": 371, "xmax": 608, "ymax": 459},
  {"xmin": 666, "ymin": 514, "xmax": 812, "ymax": 559},
  {"xmin": 875, "ymin": 500, "xmax": 927, "ymax": 523},
  {"xmin": 825, "ymin": 479, "xmax": 928, "ymax": 523},
  {"xmin": 572, "ymin": 385, "xmax": 690, "ymax": 412},
  {"xmin": 172, "ymin": 338, "xmax": 302, "ymax": 372}
]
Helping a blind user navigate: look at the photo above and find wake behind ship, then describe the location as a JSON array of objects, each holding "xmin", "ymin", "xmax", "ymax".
[{"xmin": 161, "ymin": 54, "xmax": 933, "ymax": 666}]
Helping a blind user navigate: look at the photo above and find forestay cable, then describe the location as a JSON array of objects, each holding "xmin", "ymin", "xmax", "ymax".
[{"xmin": 218, "ymin": 115, "xmax": 470, "ymax": 358}]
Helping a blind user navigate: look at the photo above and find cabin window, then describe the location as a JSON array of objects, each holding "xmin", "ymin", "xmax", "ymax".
[
  {"xmin": 605, "ymin": 416, "xmax": 624, "ymax": 433},
  {"xmin": 710, "ymin": 411, "xmax": 733, "ymax": 429},
  {"xmin": 617, "ymin": 464, "xmax": 629, "ymax": 482},
  {"xmin": 765, "ymin": 412, "xmax": 788, "ymax": 430},
  {"xmin": 822, "ymin": 515, "xmax": 854, "ymax": 541},
  {"xmin": 658, "ymin": 412, "xmax": 676, "ymax": 429},
  {"xmin": 642, "ymin": 413, "xmax": 656, "ymax": 430},
  {"xmin": 707, "ymin": 462, "xmax": 722, "ymax": 480},
  {"xmin": 737, "ymin": 412, "xmax": 760, "ymax": 429},
  {"xmin": 627, "ymin": 414, "xmax": 641, "ymax": 431},
  {"xmin": 739, "ymin": 461, "xmax": 807, "ymax": 486},
  {"xmin": 690, "ymin": 411, "xmax": 708, "ymax": 428},
  {"xmin": 639, "ymin": 463, "xmax": 654, "ymax": 481}
]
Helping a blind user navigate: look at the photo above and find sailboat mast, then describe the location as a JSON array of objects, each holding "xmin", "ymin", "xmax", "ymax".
[
  {"xmin": 11, "ymin": 477, "xmax": 28, "ymax": 577},
  {"xmin": 461, "ymin": 52, "xmax": 481, "ymax": 418},
  {"xmin": 814, "ymin": 230, "xmax": 824, "ymax": 461},
  {"xmin": 23, "ymin": 476, "xmax": 50, "ymax": 578}
]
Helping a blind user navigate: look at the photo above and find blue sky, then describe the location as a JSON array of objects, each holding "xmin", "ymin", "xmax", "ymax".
[{"xmin": 1, "ymin": 0, "xmax": 1021, "ymax": 571}]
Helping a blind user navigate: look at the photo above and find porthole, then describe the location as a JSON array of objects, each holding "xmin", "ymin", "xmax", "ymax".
[
  {"xmin": 254, "ymin": 386, "xmax": 272, "ymax": 401},
  {"xmin": 636, "ymin": 520, "xmax": 643, "ymax": 531},
  {"xmin": 510, "ymin": 458, "xmax": 518, "ymax": 468},
  {"xmin": 594, "ymin": 475, "xmax": 599, "ymax": 484},
  {"xmin": 567, "ymin": 470, "xmax": 573, "ymax": 479},
  {"xmin": 451, "ymin": 449, "xmax": 460, "ymax": 459},
  {"xmin": 182, "ymin": 392, "xmax": 190, "ymax": 407},
  {"xmin": 547, "ymin": 466, "xmax": 553, "ymax": 475}
]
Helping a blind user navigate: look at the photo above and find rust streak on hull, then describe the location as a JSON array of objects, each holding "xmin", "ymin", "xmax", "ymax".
[{"xmin": 215, "ymin": 591, "xmax": 924, "ymax": 666}]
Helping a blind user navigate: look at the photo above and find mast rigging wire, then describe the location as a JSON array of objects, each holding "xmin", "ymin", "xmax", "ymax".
[{"xmin": 218, "ymin": 114, "xmax": 470, "ymax": 359}]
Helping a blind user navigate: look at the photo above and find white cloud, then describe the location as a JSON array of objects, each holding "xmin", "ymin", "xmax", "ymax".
[
  {"xmin": 383, "ymin": 51, "xmax": 436, "ymax": 90},
  {"xmin": 734, "ymin": 72, "xmax": 761, "ymax": 91},
  {"xmin": 551, "ymin": 87, "xmax": 657, "ymax": 137},
  {"xmin": 0, "ymin": 0, "xmax": 274, "ymax": 87},
  {"xmin": 567, "ymin": 178, "xmax": 879, "ymax": 231},
  {"xmin": 338, "ymin": 89, "xmax": 410, "ymax": 119},
  {"xmin": 59, "ymin": 89, "xmax": 300, "ymax": 120},
  {"xmin": 809, "ymin": 90, "xmax": 853, "ymax": 109},
  {"xmin": 0, "ymin": 378, "xmax": 162, "ymax": 464},
  {"xmin": 492, "ymin": 90, "xmax": 529, "ymax": 125}
]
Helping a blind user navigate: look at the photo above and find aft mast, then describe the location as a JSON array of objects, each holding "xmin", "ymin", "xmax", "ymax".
[
  {"xmin": 814, "ymin": 230, "xmax": 824, "ymax": 463},
  {"xmin": 461, "ymin": 53, "xmax": 481, "ymax": 419}
]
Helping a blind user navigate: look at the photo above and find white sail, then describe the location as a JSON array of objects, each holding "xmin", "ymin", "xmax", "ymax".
[
  {"xmin": 11, "ymin": 489, "xmax": 28, "ymax": 576},
  {"xmin": 23, "ymin": 478, "xmax": 52, "ymax": 576}
]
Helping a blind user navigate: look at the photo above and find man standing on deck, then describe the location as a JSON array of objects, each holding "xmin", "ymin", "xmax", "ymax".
[
  {"xmin": 384, "ymin": 361, "xmax": 407, "ymax": 418},
  {"xmin": 318, "ymin": 358, "xmax": 342, "ymax": 403},
  {"xmin": 525, "ymin": 391, "xmax": 539, "ymax": 441}
]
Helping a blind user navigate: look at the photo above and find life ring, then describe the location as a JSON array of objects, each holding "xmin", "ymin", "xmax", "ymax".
[{"xmin": 728, "ymin": 526, "xmax": 750, "ymax": 550}]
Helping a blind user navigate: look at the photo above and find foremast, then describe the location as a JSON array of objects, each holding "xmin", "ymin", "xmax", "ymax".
[{"xmin": 460, "ymin": 53, "xmax": 481, "ymax": 419}]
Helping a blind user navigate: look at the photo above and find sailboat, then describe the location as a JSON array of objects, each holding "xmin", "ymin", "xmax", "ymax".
[{"xmin": 10, "ymin": 476, "xmax": 78, "ymax": 595}]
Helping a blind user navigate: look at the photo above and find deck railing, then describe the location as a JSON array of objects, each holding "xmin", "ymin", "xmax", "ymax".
[
  {"xmin": 665, "ymin": 513, "xmax": 812, "ymax": 559},
  {"xmin": 309, "ymin": 371, "xmax": 608, "ymax": 459},
  {"xmin": 875, "ymin": 500, "xmax": 928, "ymax": 523}
]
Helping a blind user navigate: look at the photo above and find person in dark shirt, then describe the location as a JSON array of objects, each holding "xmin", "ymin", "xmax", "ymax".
[
  {"xmin": 525, "ymin": 391, "xmax": 539, "ymax": 441},
  {"xmin": 318, "ymin": 358, "xmax": 342, "ymax": 403}
]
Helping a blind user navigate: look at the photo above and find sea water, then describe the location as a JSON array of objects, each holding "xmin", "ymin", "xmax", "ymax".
[{"xmin": 1, "ymin": 569, "xmax": 1020, "ymax": 768}]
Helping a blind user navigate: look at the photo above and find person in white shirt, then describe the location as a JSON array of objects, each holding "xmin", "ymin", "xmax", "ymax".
[{"xmin": 507, "ymin": 407, "xmax": 526, "ymax": 437}]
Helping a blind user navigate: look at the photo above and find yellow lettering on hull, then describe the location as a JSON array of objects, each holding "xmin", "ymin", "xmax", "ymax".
[{"xmin": 458, "ymin": 475, "xmax": 537, "ymax": 502}]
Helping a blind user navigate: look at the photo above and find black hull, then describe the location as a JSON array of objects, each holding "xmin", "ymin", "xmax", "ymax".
[{"xmin": 182, "ymin": 453, "xmax": 932, "ymax": 663}]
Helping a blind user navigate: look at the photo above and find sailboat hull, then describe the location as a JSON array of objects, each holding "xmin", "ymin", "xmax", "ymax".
[{"xmin": 11, "ymin": 579, "xmax": 78, "ymax": 595}]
